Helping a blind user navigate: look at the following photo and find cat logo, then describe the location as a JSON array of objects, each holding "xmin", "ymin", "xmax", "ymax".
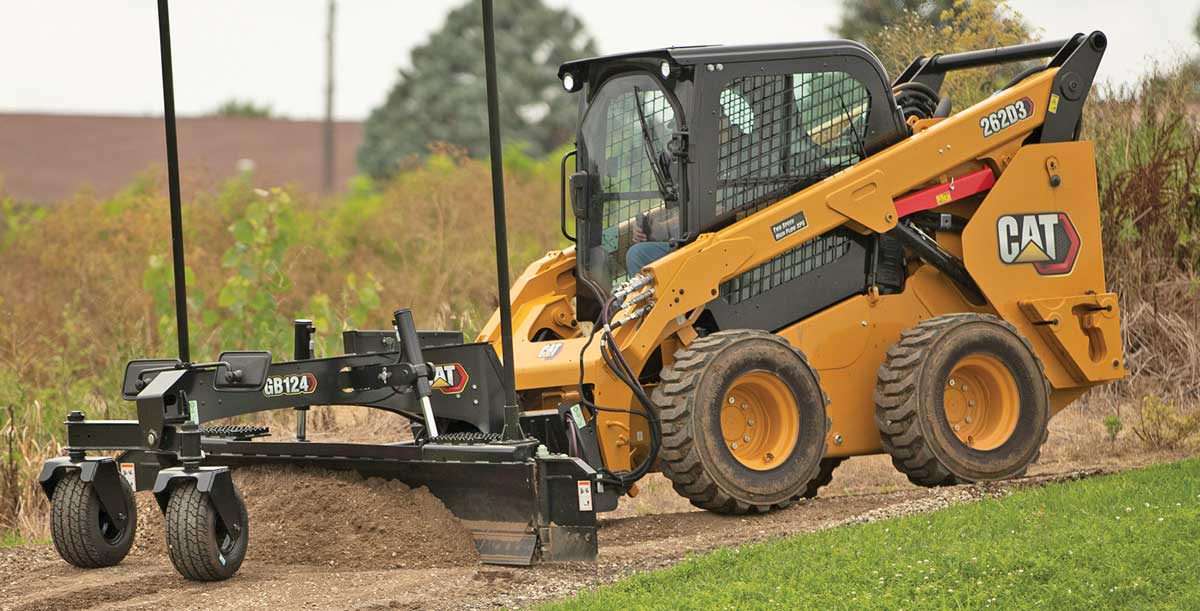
[
  {"xmin": 431, "ymin": 363, "xmax": 469, "ymax": 394},
  {"xmin": 996, "ymin": 212, "xmax": 1079, "ymax": 275}
]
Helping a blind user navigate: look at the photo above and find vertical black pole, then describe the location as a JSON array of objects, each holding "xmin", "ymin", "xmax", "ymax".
[
  {"xmin": 157, "ymin": 0, "xmax": 190, "ymax": 363},
  {"xmin": 482, "ymin": 0, "xmax": 523, "ymax": 441},
  {"xmin": 321, "ymin": 0, "xmax": 336, "ymax": 194}
]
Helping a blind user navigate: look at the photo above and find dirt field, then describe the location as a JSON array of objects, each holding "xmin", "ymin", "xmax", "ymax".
[{"xmin": 1, "ymin": 406, "xmax": 1192, "ymax": 611}]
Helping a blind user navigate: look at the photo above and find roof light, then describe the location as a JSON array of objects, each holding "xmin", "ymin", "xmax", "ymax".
[
  {"xmin": 660, "ymin": 61, "xmax": 671, "ymax": 79},
  {"xmin": 562, "ymin": 73, "xmax": 575, "ymax": 92}
]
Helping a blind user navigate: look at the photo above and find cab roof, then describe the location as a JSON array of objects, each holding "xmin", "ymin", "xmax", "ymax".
[{"xmin": 557, "ymin": 40, "xmax": 885, "ymax": 81}]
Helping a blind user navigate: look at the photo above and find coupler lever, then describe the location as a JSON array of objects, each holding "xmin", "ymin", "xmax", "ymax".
[{"xmin": 393, "ymin": 308, "xmax": 439, "ymax": 439}]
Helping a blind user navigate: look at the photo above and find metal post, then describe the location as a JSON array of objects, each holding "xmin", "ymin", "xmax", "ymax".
[
  {"xmin": 156, "ymin": 0, "xmax": 190, "ymax": 363},
  {"xmin": 293, "ymin": 319, "xmax": 315, "ymax": 441},
  {"xmin": 481, "ymin": 0, "xmax": 524, "ymax": 441},
  {"xmin": 321, "ymin": 0, "xmax": 336, "ymax": 194}
]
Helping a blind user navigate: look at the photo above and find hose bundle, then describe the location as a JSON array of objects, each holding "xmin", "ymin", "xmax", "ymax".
[{"xmin": 893, "ymin": 81, "xmax": 941, "ymax": 122}]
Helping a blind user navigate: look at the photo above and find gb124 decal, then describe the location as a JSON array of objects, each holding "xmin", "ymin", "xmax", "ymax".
[
  {"xmin": 264, "ymin": 373, "xmax": 317, "ymax": 397},
  {"xmin": 980, "ymin": 97, "xmax": 1033, "ymax": 137},
  {"xmin": 996, "ymin": 212, "xmax": 1080, "ymax": 276}
]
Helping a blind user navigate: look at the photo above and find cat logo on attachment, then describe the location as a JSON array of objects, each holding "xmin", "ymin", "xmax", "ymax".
[
  {"xmin": 431, "ymin": 363, "xmax": 469, "ymax": 394},
  {"xmin": 996, "ymin": 212, "xmax": 1080, "ymax": 275}
]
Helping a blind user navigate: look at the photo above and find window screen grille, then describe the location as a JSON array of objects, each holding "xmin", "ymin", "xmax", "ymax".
[
  {"xmin": 716, "ymin": 71, "xmax": 870, "ymax": 218},
  {"xmin": 598, "ymin": 88, "xmax": 674, "ymax": 286},
  {"xmin": 716, "ymin": 71, "xmax": 868, "ymax": 303},
  {"xmin": 721, "ymin": 231, "xmax": 852, "ymax": 306}
]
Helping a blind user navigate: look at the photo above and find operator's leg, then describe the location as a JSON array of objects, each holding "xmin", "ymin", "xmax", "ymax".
[{"xmin": 626, "ymin": 242, "xmax": 671, "ymax": 277}]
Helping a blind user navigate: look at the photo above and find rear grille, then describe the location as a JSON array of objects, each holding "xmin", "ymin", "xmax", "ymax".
[{"xmin": 721, "ymin": 232, "xmax": 852, "ymax": 305}]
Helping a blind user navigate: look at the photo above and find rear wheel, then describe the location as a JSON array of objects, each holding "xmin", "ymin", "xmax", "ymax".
[
  {"xmin": 875, "ymin": 314, "xmax": 1049, "ymax": 486},
  {"xmin": 165, "ymin": 481, "xmax": 248, "ymax": 581},
  {"xmin": 49, "ymin": 471, "xmax": 137, "ymax": 568},
  {"xmin": 653, "ymin": 330, "xmax": 828, "ymax": 514},
  {"xmin": 801, "ymin": 458, "xmax": 844, "ymax": 499}
]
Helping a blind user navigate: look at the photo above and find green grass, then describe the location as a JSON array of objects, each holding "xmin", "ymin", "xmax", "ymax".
[
  {"xmin": 1, "ymin": 530, "xmax": 29, "ymax": 547},
  {"xmin": 541, "ymin": 458, "xmax": 1200, "ymax": 610}
]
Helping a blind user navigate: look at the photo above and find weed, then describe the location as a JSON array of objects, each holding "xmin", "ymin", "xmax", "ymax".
[{"xmin": 1104, "ymin": 415, "xmax": 1123, "ymax": 444}]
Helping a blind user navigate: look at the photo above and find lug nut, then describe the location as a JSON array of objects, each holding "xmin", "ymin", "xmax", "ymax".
[
  {"xmin": 728, "ymin": 397, "xmax": 736, "ymax": 404},
  {"xmin": 965, "ymin": 416, "xmax": 973, "ymax": 424},
  {"xmin": 954, "ymin": 424, "xmax": 961, "ymax": 431},
  {"xmin": 968, "ymin": 400, "xmax": 976, "ymax": 407},
  {"xmin": 743, "ymin": 434, "xmax": 750, "ymax": 442},
  {"xmin": 747, "ymin": 419, "xmax": 755, "ymax": 426},
  {"xmin": 961, "ymin": 384, "xmax": 969, "ymax": 392},
  {"xmin": 731, "ymin": 442, "xmax": 739, "ymax": 450},
  {"xmin": 741, "ymin": 403, "xmax": 748, "ymax": 410},
  {"xmin": 948, "ymin": 379, "xmax": 956, "ymax": 387}
]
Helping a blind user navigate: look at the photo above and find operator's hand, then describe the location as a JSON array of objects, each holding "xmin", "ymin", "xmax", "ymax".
[{"xmin": 632, "ymin": 225, "xmax": 647, "ymax": 243}]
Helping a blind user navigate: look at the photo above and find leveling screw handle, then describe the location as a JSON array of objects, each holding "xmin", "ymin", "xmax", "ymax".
[{"xmin": 393, "ymin": 308, "xmax": 440, "ymax": 439}]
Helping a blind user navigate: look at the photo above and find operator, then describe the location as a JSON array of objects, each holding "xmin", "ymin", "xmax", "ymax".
[{"xmin": 626, "ymin": 209, "xmax": 679, "ymax": 277}]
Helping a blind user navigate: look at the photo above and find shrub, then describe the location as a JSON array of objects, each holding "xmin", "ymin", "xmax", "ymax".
[{"xmin": 1132, "ymin": 394, "xmax": 1200, "ymax": 450}]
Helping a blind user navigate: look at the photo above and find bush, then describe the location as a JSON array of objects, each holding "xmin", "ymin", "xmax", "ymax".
[
  {"xmin": 0, "ymin": 147, "xmax": 568, "ymax": 538},
  {"xmin": 1132, "ymin": 394, "xmax": 1200, "ymax": 450}
]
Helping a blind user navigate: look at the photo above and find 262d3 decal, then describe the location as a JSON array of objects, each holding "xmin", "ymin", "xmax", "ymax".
[
  {"xmin": 996, "ymin": 212, "xmax": 1080, "ymax": 275},
  {"xmin": 980, "ymin": 97, "xmax": 1033, "ymax": 137}
]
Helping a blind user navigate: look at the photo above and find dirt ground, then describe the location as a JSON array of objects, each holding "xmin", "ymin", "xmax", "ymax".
[{"xmin": 1, "ymin": 404, "xmax": 1192, "ymax": 611}]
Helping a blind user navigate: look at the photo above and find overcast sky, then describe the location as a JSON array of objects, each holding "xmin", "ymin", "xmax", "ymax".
[{"xmin": 1, "ymin": 1, "xmax": 1196, "ymax": 121}]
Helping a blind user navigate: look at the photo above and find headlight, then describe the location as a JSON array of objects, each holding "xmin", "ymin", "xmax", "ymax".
[
  {"xmin": 562, "ymin": 73, "xmax": 575, "ymax": 92},
  {"xmin": 660, "ymin": 61, "xmax": 671, "ymax": 79}
]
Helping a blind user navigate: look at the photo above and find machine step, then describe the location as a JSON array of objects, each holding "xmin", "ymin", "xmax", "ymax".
[{"xmin": 201, "ymin": 424, "xmax": 271, "ymax": 441}]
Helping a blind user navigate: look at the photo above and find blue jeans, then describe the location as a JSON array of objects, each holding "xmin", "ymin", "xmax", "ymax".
[{"xmin": 626, "ymin": 241, "xmax": 671, "ymax": 277}]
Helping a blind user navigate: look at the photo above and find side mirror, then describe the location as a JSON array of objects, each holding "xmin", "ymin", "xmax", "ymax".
[
  {"xmin": 213, "ymin": 351, "xmax": 272, "ymax": 392},
  {"xmin": 122, "ymin": 359, "xmax": 182, "ymax": 399},
  {"xmin": 569, "ymin": 170, "xmax": 591, "ymax": 221}
]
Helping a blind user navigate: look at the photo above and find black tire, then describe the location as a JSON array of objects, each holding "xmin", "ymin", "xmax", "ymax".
[
  {"xmin": 875, "ymin": 313, "xmax": 1050, "ymax": 487},
  {"xmin": 801, "ymin": 458, "xmax": 844, "ymax": 499},
  {"xmin": 165, "ymin": 481, "xmax": 249, "ymax": 581},
  {"xmin": 49, "ymin": 471, "xmax": 137, "ymax": 568},
  {"xmin": 653, "ymin": 330, "xmax": 828, "ymax": 514}
]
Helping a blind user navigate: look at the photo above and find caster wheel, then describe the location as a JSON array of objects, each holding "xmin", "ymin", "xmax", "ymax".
[
  {"xmin": 50, "ymin": 471, "xmax": 137, "ymax": 568},
  {"xmin": 165, "ymin": 480, "xmax": 248, "ymax": 581}
]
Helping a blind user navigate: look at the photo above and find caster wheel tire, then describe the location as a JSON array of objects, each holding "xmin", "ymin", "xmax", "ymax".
[
  {"xmin": 50, "ymin": 471, "xmax": 137, "ymax": 568},
  {"xmin": 165, "ymin": 481, "xmax": 248, "ymax": 581}
]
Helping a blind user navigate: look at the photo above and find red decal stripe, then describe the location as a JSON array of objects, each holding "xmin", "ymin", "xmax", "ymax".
[{"xmin": 894, "ymin": 167, "xmax": 997, "ymax": 218}]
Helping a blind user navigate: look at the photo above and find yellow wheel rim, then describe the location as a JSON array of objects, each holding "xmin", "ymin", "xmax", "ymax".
[
  {"xmin": 942, "ymin": 354, "xmax": 1020, "ymax": 451},
  {"xmin": 720, "ymin": 371, "xmax": 799, "ymax": 470}
]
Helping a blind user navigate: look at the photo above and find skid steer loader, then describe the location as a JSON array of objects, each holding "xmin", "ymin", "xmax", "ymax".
[{"xmin": 37, "ymin": 0, "xmax": 1121, "ymax": 582}]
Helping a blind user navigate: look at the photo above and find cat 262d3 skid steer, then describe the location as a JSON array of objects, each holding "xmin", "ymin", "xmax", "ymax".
[{"xmin": 39, "ymin": 0, "xmax": 1121, "ymax": 582}]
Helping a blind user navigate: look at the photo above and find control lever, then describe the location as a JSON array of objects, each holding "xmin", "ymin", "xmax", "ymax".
[{"xmin": 393, "ymin": 308, "xmax": 439, "ymax": 439}]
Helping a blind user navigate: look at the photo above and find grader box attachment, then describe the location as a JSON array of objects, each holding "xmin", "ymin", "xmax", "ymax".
[{"xmin": 39, "ymin": 1, "xmax": 1120, "ymax": 582}]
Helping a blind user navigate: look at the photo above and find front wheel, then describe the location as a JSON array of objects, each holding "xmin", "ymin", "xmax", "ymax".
[
  {"xmin": 654, "ymin": 330, "xmax": 829, "ymax": 514},
  {"xmin": 165, "ymin": 481, "xmax": 248, "ymax": 581},
  {"xmin": 875, "ymin": 313, "xmax": 1050, "ymax": 486},
  {"xmin": 49, "ymin": 471, "xmax": 137, "ymax": 568}
]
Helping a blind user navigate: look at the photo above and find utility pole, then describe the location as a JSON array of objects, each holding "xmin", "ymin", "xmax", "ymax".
[{"xmin": 322, "ymin": 0, "xmax": 336, "ymax": 194}]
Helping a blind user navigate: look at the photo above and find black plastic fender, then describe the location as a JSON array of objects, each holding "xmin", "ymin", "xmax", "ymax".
[
  {"xmin": 38, "ymin": 456, "xmax": 132, "ymax": 531},
  {"xmin": 152, "ymin": 466, "xmax": 245, "ymax": 536}
]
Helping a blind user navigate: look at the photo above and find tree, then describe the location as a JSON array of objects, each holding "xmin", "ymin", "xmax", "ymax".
[
  {"xmin": 865, "ymin": 0, "xmax": 1036, "ymax": 108},
  {"xmin": 358, "ymin": 0, "xmax": 597, "ymax": 179},
  {"xmin": 211, "ymin": 99, "xmax": 274, "ymax": 119},
  {"xmin": 835, "ymin": 0, "xmax": 957, "ymax": 41}
]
